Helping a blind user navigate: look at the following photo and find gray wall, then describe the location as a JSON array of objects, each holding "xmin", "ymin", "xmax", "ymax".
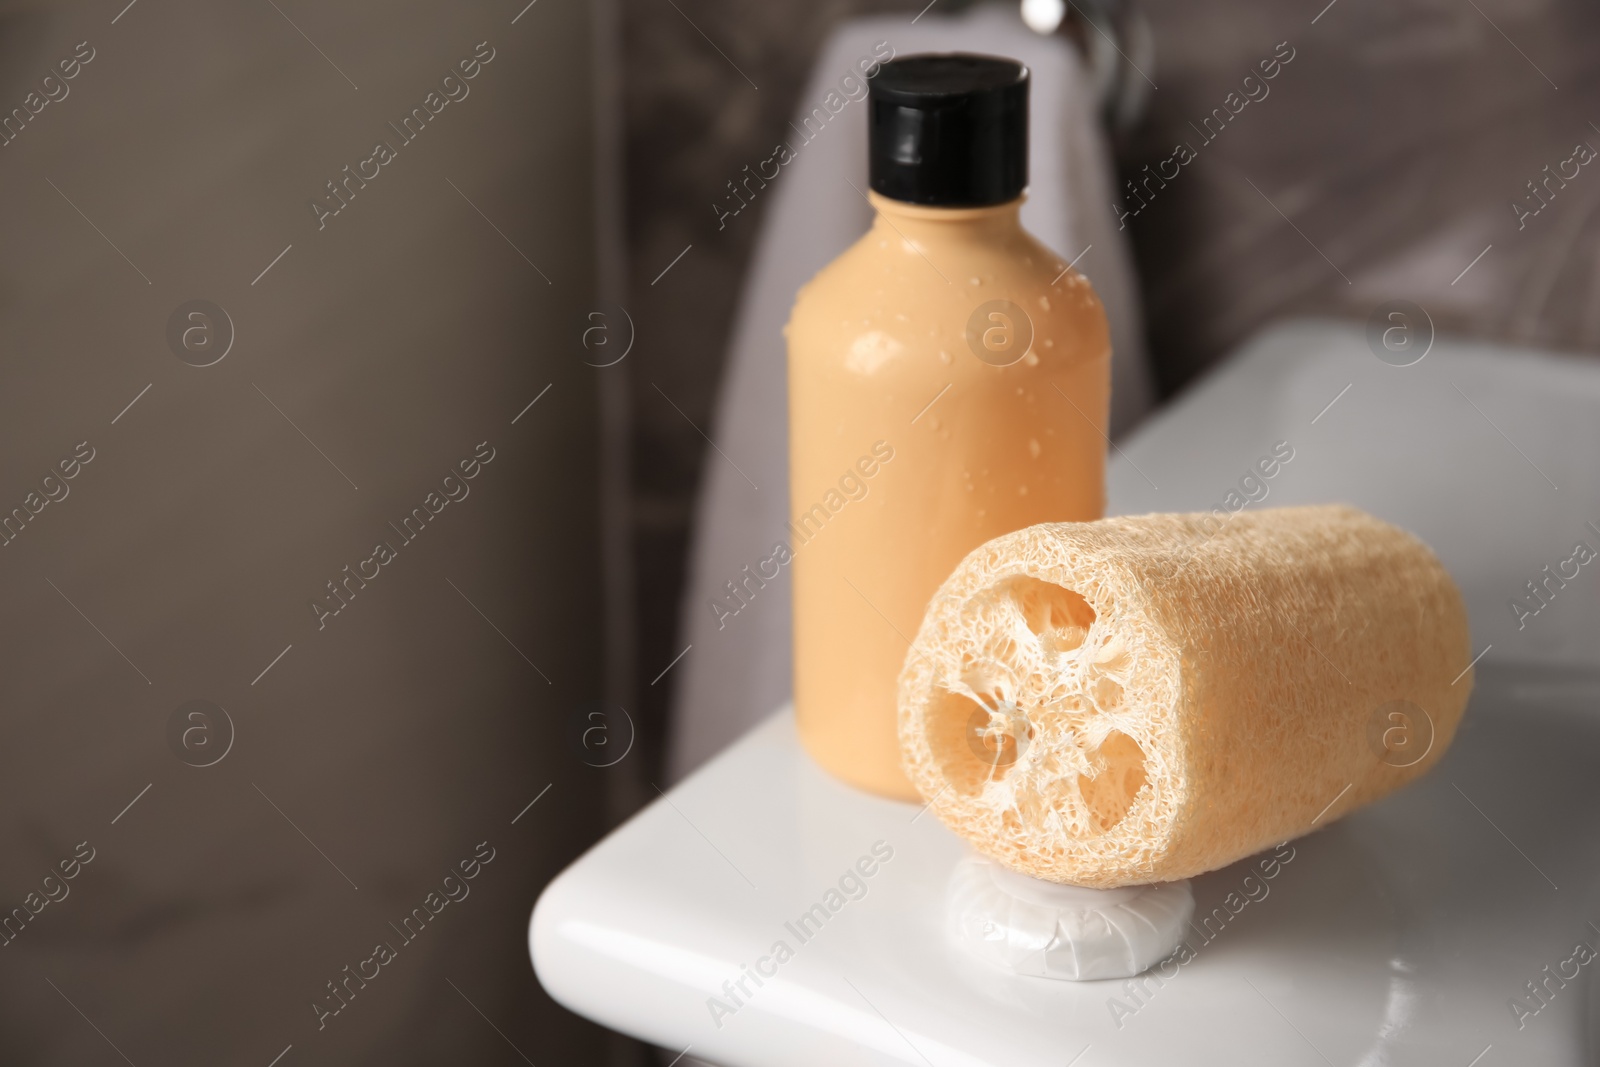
[{"xmin": 0, "ymin": 0, "xmax": 624, "ymax": 1061}]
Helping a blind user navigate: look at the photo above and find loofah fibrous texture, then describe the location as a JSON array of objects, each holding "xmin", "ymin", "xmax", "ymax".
[{"xmin": 897, "ymin": 505, "xmax": 1474, "ymax": 888}]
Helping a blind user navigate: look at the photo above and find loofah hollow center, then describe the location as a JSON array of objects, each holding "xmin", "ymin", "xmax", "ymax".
[{"xmin": 923, "ymin": 575, "xmax": 1155, "ymax": 844}]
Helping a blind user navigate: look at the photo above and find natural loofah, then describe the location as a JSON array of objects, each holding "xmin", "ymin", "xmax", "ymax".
[{"xmin": 897, "ymin": 505, "xmax": 1474, "ymax": 888}]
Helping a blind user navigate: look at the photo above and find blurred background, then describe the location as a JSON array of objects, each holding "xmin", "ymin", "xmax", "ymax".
[{"xmin": 0, "ymin": 0, "xmax": 1594, "ymax": 1062}]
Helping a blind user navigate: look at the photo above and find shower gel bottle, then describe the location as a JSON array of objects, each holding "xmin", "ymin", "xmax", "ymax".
[{"xmin": 786, "ymin": 53, "xmax": 1111, "ymax": 799}]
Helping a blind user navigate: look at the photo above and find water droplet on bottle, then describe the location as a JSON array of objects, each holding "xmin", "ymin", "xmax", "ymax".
[
  {"xmin": 1038, "ymin": 295, "xmax": 1051, "ymax": 311},
  {"xmin": 1029, "ymin": 438, "xmax": 1042, "ymax": 459}
]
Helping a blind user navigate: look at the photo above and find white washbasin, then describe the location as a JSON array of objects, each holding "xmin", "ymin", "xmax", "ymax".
[
  {"xmin": 532, "ymin": 319, "xmax": 1600, "ymax": 1064},
  {"xmin": 533, "ymin": 669, "xmax": 1596, "ymax": 1065}
]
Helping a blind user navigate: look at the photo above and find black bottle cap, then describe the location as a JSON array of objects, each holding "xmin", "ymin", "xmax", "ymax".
[{"xmin": 868, "ymin": 53, "xmax": 1028, "ymax": 207}]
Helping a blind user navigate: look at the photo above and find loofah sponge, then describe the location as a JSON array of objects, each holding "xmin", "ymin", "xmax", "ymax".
[{"xmin": 897, "ymin": 505, "xmax": 1473, "ymax": 888}]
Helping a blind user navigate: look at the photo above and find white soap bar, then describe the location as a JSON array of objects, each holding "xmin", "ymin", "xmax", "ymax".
[{"xmin": 948, "ymin": 855, "xmax": 1192, "ymax": 981}]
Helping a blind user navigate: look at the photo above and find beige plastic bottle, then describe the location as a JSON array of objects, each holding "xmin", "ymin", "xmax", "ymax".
[{"xmin": 786, "ymin": 54, "xmax": 1111, "ymax": 800}]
